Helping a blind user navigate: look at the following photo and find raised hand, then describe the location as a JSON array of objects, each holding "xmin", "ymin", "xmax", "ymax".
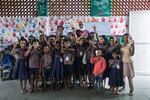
[
  {"xmin": 92, "ymin": 25, "xmax": 96, "ymax": 31},
  {"xmin": 28, "ymin": 45, "xmax": 33, "ymax": 51}
]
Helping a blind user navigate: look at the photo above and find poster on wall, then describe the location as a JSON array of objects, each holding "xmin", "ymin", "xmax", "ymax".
[
  {"xmin": 90, "ymin": 0, "xmax": 111, "ymax": 16},
  {"xmin": 38, "ymin": 0, "xmax": 48, "ymax": 16},
  {"xmin": 0, "ymin": 17, "xmax": 47, "ymax": 45},
  {"xmin": 84, "ymin": 22, "xmax": 111, "ymax": 35},
  {"xmin": 0, "ymin": 16, "xmax": 128, "ymax": 45}
]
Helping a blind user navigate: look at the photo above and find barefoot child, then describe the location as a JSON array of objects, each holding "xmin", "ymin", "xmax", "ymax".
[
  {"xmin": 41, "ymin": 44, "xmax": 53, "ymax": 89},
  {"xmin": 25, "ymin": 39, "xmax": 41, "ymax": 93},
  {"xmin": 12, "ymin": 37, "xmax": 28, "ymax": 93},
  {"xmin": 108, "ymin": 48, "xmax": 124, "ymax": 95}
]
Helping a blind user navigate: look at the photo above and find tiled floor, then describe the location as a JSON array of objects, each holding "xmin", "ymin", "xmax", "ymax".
[{"xmin": 0, "ymin": 75, "xmax": 150, "ymax": 100}]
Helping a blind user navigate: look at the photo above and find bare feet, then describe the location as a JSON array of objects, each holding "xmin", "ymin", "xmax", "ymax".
[
  {"xmin": 29, "ymin": 88, "xmax": 34, "ymax": 93},
  {"xmin": 20, "ymin": 89, "xmax": 24, "ymax": 94},
  {"xmin": 128, "ymin": 90, "xmax": 133, "ymax": 96}
]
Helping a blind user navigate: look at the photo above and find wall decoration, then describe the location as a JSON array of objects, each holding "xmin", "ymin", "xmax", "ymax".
[{"xmin": 91, "ymin": 0, "xmax": 111, "ymax": 16}]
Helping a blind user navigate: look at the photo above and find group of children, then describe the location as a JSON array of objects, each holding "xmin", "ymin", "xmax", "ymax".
[{"xmin": 10, "ymin": 25, "xmax": 135, "ymax": 96}]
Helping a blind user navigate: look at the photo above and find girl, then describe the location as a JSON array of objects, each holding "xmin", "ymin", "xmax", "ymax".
[
  {"xmin": 121, "ymin": 33, "xmax": 135, "ymax": 96},
  {"xmin": 104, "ymin": 36, "xmax": 117, "ymax": 88},
  {"xmin": 108, "ymin": 49, "xmax": 124, "ymax": 95},
  {"xmin": 62, "ymin": 40, "xmax": 75, "ymax": 88},
  {"xmin": 74, "ymin": 38, "xmax": 85, "ymax": 86},
  {"xmin": 90, "ymin": 49, "xmax": 106, "ymax": 94},
  {"xmin": 25, "ymin": 39, "xmax": 41, "ymax": 93},
  {"xmin": 115, "ymin": 36, "xmax": 121, "ymax": 48},
  {"xmin": 97, "ymin": 35, "xmax": 108, "ymax": 88},
  {"xmin": 51, "ymin": 41, "xmax": 64, "ymax": 90},
  {"xmin": 106, "ymin": 36, "xmax": 117, "ymax": 61},
  {"xmin": 85, "ymin": 38, "xmax": 95, "ymax": 88},
  {"xmin": 41, "ymin": 44, "xmax": 53, "ymax": 89},
  {"xmin": 11, "ymin": 37, "xmax": 28, "ymax": 93},
  {"xmin": 38, "ymin": 31, "xmax": 48, "ymax": 89}
]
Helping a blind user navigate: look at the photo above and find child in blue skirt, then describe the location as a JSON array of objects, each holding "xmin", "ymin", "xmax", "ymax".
[
  {"xmin": 11, "ymin": 37, "xmax": 28, "ymax": 94},
  {"xmin": 108, "ymin": 48, "xmax": 124, "ymax": 95},
  {"xmin": 51, "ymin": 41, "xmax": 64, "ymax": 90}
]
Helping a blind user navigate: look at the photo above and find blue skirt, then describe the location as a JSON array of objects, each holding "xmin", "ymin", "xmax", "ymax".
[
  {"xmin": 108, "ymin": 67, "xmax": 123, "ymax": 87},
  {"xmin": 51, "ymin": 56, "xmax": 63, "ymax": 80},
  {"xmin": 12, "ymin": 59, "xmax": 28, "ymax": 80}
]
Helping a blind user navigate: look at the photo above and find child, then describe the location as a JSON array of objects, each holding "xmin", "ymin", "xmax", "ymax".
[
  {"xmin": 56, "ymin": 26, "xmax": 64, "ymax": 35},
  {"xmin": 51, "ymin": 41, "xmax": 64, "ymax": 90},
  {"xmin": 62, "ymin": 40, "xmax": 75, "ymax": 88},
  {"xmin": 108, "ymin": 49, "xmax": 123, "ymax": 95},
  {"xmin": 96, "ymin": 35, "xmax": 108, "ymax": 88},
  {"xmin": 25, "ymin": 39, "xmax": 41, "ymax": 93},
  {"xmin": 11, "ymin": 37, "xmax": 28, "ymax": 93},
  {"xmin": 74, "ymin": 38, "xmax": 85, "ymax": 86},
  {"xmin": 90, "ymin": 49, "xmax": 106, "ymax": 94},
  {"xmin": 103, "ymin": 36, "xmax": 117, "ymax": 88},
  {"xmin": 28, "ymin": 35, "xmax": 35, "ymax": 46},
  {"xmin": 106, "ymin": 36, "xmax": 116, "ymax": 61},
  {"xmin": 121, "ymin": 33, "xmax": 135, "ymax": 96},
  {"xmin": 41, "ymin": 44, "xmax": 53, "ymax": 89},
  {"xmin": 85, "ymin": 38, "xmax": 95, "ymax": 88},
  {"xmin": 97, "ymin": 35, "xmax": 108, "ymax": 51},
  {"xmin": 115, "ymin": 36, "xmax": 121, "ymax": 48}
]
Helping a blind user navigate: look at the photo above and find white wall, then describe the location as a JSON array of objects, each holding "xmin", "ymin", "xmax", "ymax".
[{"xmin": 129, "ymin": 11, "xmax": 150, "ymax": 75}]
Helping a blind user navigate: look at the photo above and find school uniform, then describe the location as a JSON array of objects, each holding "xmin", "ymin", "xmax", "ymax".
[
  {"xmin": 51, "ymin": 49, "xmax": 64, "ymax": 80},
  {"xmin": 103, "ymin": 45, "xmax": 117, "ymax": 79},
  {"xmin": 12, "ymin": 48, "xmax": 28, "ymax": 80},
  {"xmin": 63, "ymin": 49, "xmax": 74, "ymax": 79},
  {"xmin": 86, "ymin": 46, "xmax": 94, "ymax": 75},
  {"xmin": 109, "ymin": 59, "xmax": 124, "ymax": 87},
  {"xmin": 74, "ymin": 45, "xmax": 84, "ymax": 79},
  {"xmin": 41, "ymin": 52, "xmax": 53, "ymax": 80},
  {"xmin": 28, "ymin": 48, "xmax": 41, "ymax": 77}
]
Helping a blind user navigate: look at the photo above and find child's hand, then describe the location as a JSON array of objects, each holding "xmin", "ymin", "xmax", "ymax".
[
  {"xmin": 94, "ymin": 74, "xmax": 98, "ymax": 76},
  {"xmin": 13, "ymin": 42, "xmax": 17, "ymax": 48},
  {"xmin": 11, "ymin": 42, "xmax": 17, "ymax": 54},
  {"xmin": 92, "ymin": 25, "xmax": 96, "ymax": 31},
  {"xmin": 71, "ymin": 25, "xmax": 75, "ymax": 31},
  {"xmin": 98, "ymin": 73, "xmax": 103, "ymax": 77},
  {"xmin": 28, "ymin": 45, "xmax": 33, "ymax": 51},
  {"xmin": 40, "ymin": 30, "xmax": 44, "ymax": 36},
  {"xmin": 109, "ymin": 60, "xmax": 114, "ymax": 64},
  {"xmin": 131, "ymin": 40, "xmax": 134, "ymax": 46}
]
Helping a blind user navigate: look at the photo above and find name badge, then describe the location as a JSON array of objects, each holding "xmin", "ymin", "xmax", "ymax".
[
  {"xmin": 117, "ymin": 64, "xmax": 120, "ymax": 69},
  {"xmin": 80, "ymin": 51, "xmax": 83, "ymax": 56},
  {"xmin": 60, "ymin": 58, "xmax": 63, "ymax": 62},
  {"xmin": 66, "ymin": 56, "xmax": 69, "ymax": 61}
]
